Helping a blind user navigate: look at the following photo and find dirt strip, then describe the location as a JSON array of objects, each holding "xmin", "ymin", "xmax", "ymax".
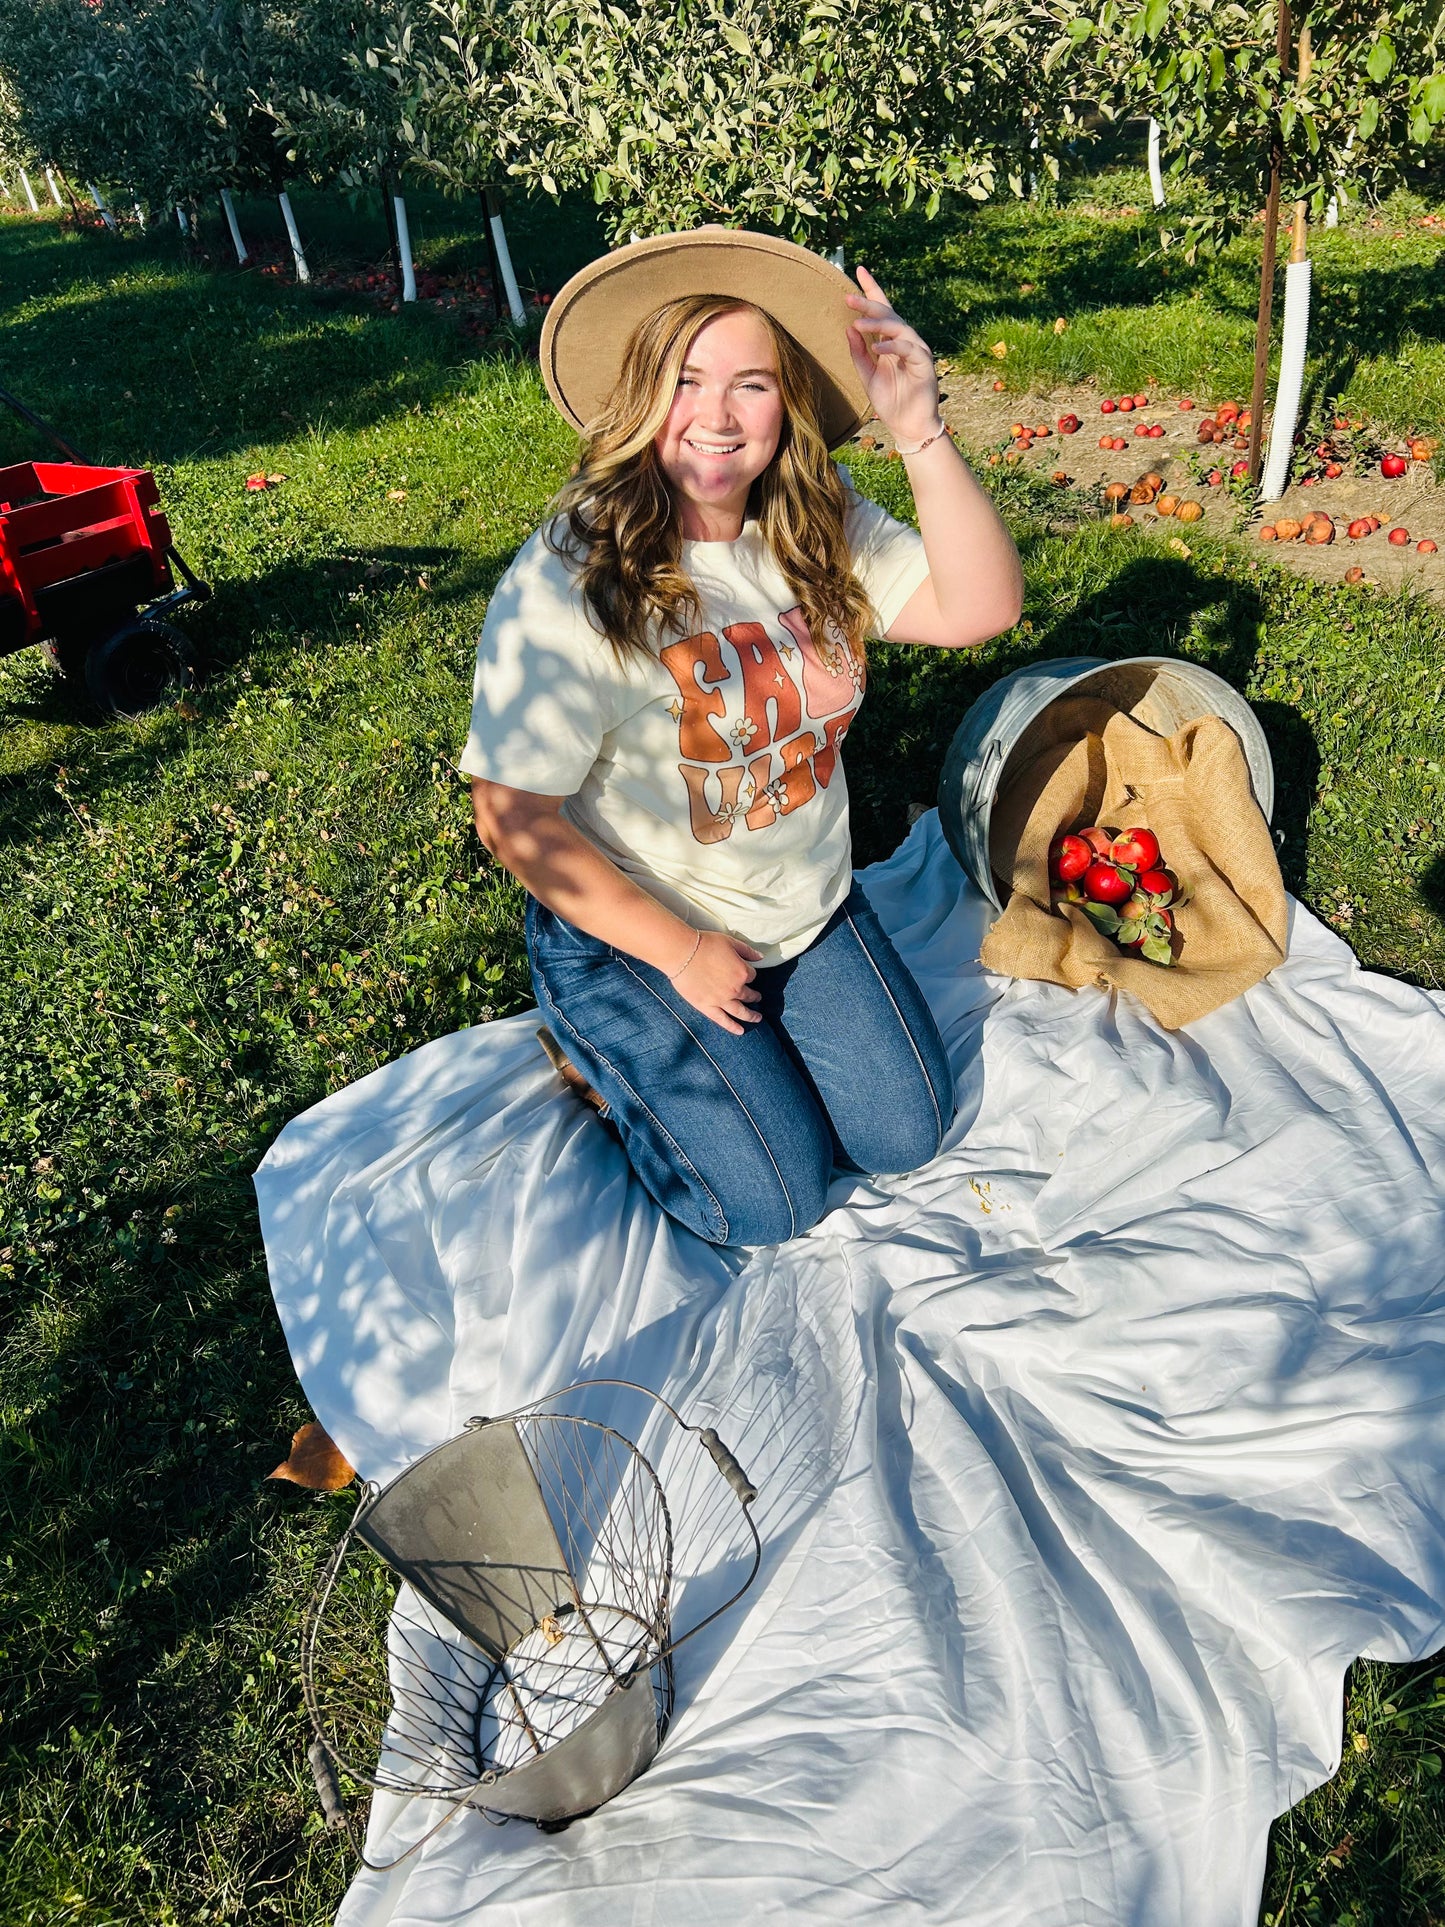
[{"xmin": 859, "ymin": 374, "xmax": 1445, "ymax": 607}]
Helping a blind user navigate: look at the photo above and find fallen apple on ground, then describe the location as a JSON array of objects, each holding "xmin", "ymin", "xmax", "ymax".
[
  {"xmin": 1381, "ymin": 453, "xmax": 1409, "ymax": 479},
  {"xmin": 1389, "ymin": 526, "xmax": 1411, "ymax": 545}
]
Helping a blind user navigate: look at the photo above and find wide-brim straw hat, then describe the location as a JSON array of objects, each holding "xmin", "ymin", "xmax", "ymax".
[{"xmin": 537, "ymin": 225, "xmax": 873, "ymax": 453}]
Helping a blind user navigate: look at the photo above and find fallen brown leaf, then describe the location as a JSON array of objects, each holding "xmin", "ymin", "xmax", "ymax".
[{"xmin": 268, "ymin": 1420, "xmax": 356, "ymax": 1490}]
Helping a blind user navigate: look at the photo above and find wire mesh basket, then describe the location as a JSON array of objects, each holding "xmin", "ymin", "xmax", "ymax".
[{"xmin": 303, "ymin": 1379, "xmax": 761, "ymax": 1866}]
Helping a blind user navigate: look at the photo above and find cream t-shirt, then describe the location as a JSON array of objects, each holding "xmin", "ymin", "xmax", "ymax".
[{"xmin": 459, "ymin": 467, "xmax": 932, "ymax": 965}]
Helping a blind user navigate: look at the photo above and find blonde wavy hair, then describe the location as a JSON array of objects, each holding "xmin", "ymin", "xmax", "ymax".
[{"xmin": 543, "ymin": 293, "xmax": 875, "ymax": 670}]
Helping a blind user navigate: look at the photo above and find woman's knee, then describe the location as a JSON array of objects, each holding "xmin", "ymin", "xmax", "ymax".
[{"xmin": 849, "ymin": 1098, "xmax": 945, "ymax": 1176}]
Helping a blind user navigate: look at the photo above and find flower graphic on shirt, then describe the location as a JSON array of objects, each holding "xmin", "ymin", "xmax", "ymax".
[
  {"xmin": 730, "ymin": 715, "xmax": 759, "ymax": 748},
  {"xmin": 763, "ymin": 777, "xmax": 791, "ymax": 813}
]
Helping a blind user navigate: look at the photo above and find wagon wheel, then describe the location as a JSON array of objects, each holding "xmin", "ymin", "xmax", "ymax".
[{"xmin": 85, "ymin": 617, "xmax": 198, "ymax": 719}]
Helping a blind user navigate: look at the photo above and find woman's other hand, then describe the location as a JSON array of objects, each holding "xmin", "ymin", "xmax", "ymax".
[{"xmin": 671, "ymin": 931, "xmax": 764, "ymax": 1035}]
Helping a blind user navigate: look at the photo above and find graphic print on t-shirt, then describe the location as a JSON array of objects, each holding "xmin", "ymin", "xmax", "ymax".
[{"xmin": 659, "ymin": 606, "xmax": 864, "ymax": 845}]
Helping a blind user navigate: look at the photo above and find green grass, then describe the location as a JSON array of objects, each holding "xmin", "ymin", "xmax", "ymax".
[{"xmin": 1, "ymin": 173, "xmax": 1444, "ymax": 1924}]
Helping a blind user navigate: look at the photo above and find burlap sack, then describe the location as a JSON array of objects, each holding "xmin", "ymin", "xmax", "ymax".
[{"xmin": 977, "ymin": 703, "xmax": 1288, "ymax": 1029}]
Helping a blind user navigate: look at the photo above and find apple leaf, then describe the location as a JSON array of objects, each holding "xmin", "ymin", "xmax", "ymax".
[
  {"xmin": 1081, "ymin": 901, "xmax": 1121, "ymax": 935},
  {"xmin": 268, "ymin": 1420, "xmax": 356, "ymax": 1490},
  {"xmin": 1140, "ymin": 935, "xmax": 1174, "ymax": 966},
  {"xmin": 1116, "ymin": 918, "xmax": 1145, "ymax": 945}
]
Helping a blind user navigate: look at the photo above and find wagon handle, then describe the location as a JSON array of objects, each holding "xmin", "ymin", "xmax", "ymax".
[{"xmin": 0, "ymin": 384, "xmax": 90, "ymax": 464}]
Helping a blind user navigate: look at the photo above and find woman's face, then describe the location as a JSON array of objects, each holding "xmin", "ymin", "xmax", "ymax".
[{"xmin": 653, "ymin": 308, "xmax": 785, "ymax": 538}]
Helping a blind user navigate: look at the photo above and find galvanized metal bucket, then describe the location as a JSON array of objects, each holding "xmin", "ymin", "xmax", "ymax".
[{"xmin": 937, "ymin": 655, "xmax": 1275, "ymax": 910}]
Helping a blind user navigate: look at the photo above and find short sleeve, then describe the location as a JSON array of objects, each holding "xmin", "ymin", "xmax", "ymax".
[
  {"xmin": 458, "ymin": 528, "xmax": 623, "ymax": 794},
  {"xmin": 838, "ymin": 462, "xmax": 932, "ymax": 636}
]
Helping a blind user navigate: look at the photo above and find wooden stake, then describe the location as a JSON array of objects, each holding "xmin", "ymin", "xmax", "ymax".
[{"xmin": 1247, "ymin": 0, "xmax": 1293, "ymax": 490}]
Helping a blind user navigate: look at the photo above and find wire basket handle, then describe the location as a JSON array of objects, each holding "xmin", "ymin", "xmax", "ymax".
[{"xmin": 477, "ymin": 1376, "xmax": 763, "ymax": 1657}]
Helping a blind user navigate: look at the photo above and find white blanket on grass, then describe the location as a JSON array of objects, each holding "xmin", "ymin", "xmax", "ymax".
[{"xmin": 255, "ymin": 812, "xmax": 1445, "ymax": 1927}]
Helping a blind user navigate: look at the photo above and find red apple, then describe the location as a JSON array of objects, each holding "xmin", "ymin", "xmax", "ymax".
[
  {"xmin": 1110, "ymin": 827, "xmax": 1160, "ymax": 871},
  {"xmin": 1231, "ymin": 460, "xmax": 1249, "ymax": 478},
  {"xmin": 1388, "ymin": 526, "xmax": 1411, "ymax": 545},
  {"xmin": 1118, "ymin": 396, "xmax": 1135, "ymax": 412},
  {"xmin": 1101, "ymin": 398, "xmax": 1117, "ymax": 414},
  {"xmin": 1137, "ymin": 867, "xmax": 1173, "ymax": 898},
  {"xmin": 1080, "ymin": 826, "xmax": 1114, "ymax": 856},
  {"xmin": 1049, "ymin": 833, "xmax": 1092, "ymax": 882},
  {"xmin": 1179, "ymin": 399, "xmax": 1196, "ymax": 410},
  {"xmin": 1381, "ymin": 454, "xmax": 1409, "ymax": 479},
  {"xmin": 1058, "ymin": 414, "xmax": 1080, "ymax": 434},
  {"xmin": 1149, "ymin": 423, "xmax": 1165, "ymax": 438},
  {"xmin": 1419, "ymin": 539, "xmax": 1438, "ymax": 553},
  {"xmin": 1083, "ymin": 860, "xmax": 1133, "ymax": 905},
  {"xmin": 1132, "ymin": 393, "xmax": 1149, "ymax": 407}
]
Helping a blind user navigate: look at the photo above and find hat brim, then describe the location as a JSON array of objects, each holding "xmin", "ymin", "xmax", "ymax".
[{"xmin": 538, "ymin": 227, "xmax": 873, "ymax": 454}]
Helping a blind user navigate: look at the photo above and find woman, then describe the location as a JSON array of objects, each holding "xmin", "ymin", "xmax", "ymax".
[{"xmin": 461, "ymin": 227, "xmax": 1023, "ymax": 1247}]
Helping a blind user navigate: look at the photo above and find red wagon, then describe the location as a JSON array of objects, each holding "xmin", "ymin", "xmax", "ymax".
[{"xmin": 0, "ymin": 389, "xmax": 209, "ymax": 716}]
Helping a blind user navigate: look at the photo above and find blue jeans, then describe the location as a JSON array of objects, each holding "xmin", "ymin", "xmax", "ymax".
[{"xmin": 526, "ymin": 880, "xmax": 956, "ymax": 1248}]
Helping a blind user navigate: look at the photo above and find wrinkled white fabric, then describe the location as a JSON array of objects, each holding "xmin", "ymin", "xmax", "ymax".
[{"xmin": 255, "ymin": 812, "xmax": 1445, "ymax": 1927}]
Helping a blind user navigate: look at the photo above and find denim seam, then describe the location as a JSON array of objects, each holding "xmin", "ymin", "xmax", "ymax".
[
  {"xmin": 610, "ymin": 955, "xmax": 801, "ymax": 1242},
  {"xmin": 539, "ymin": 988, "xmax": 731, "ymax": 1243},
  {"xmin": 840, "ymin": 910, "xmax": 944, "ymax": 1148}
]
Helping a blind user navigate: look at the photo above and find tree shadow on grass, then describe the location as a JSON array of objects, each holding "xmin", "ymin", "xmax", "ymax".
[
  {"xmin": 1420, "ymin": 854, "xmax": 1445, "ymax": 940},
  {"xmin": 0, "ymin": 537, "xmax": 517, "ymax": 852}
]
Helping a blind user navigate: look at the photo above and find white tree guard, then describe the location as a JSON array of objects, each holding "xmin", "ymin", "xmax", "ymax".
[
  {"xmin": 45, "ymin": 168, "xmax": 63, "ymax": 206},
  {"xmin": 489, "ymin": 207, "xmax": 526, "ymax": 324},
  {"xmin": 1147, "ymin": 119, "xmax": 1165, "ymax": 208},
  {"xmin": 1259, "ymin": 257, "xmax": 1311, "ymax": 504},
  {"xmin": 393, "ymin": 194, "xmax": 417, "ymax": 302},
  {"xmin": 19, "ymin": 169, "xmax": 38, "ymax": 212},
  {"xmin": 221, "ymin": 187, "xmax": 248, "ymax": 263},
  {"xmin": 278, "ymin": 190, "xmax": 310, "ymax": 282},
  {"xmin": 89, "ymin": 182, "xmax": 119, "ymax": 231}
]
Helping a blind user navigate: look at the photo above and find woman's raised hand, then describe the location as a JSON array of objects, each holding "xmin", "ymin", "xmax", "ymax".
[
  {"xmin": 843, "ymin": 264, "xmax": 942, "ymax": 448},
  {"xmin": 671, "ymin": 931, "xmax": 764, "ymax": 1036}
]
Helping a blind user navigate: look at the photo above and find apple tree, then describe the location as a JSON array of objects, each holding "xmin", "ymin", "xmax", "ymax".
[
  {"xmin": 372, "ymin": 0, "xmax": 1092, "ymax": 252},
  {"xmin": 1085, "ymin": 0, "xmax": 1445, "ymax": 261}
]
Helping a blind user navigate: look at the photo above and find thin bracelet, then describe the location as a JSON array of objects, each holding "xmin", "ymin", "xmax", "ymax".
[
  {"xmin": 895, "ymin": 420, "xmax": 951, "ymax": 457},
  {"xmin": 666, "ymin": 928, "xmax": 702, "ymax": 980}
]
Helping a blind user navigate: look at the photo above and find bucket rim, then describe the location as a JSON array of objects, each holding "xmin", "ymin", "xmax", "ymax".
[{"xmin": 943, "ymin": 653, "xmax": 1275, "ymax": 911}]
